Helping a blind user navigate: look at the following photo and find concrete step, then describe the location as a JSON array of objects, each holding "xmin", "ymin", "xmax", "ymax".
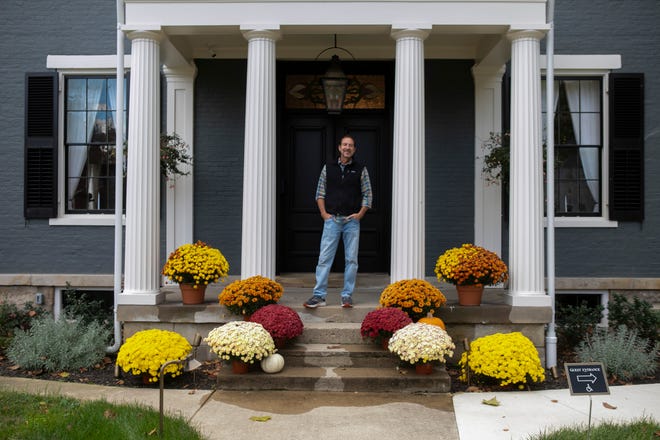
[
  {"xmin": 295, "ymin": 322, "xmax": 364, "ymax": 344},
  {"xmin": 215, "ymin": 365, "xmax": 451, "ymax": 393},
  {"xmin": 279, "ymin": 343, "xmax": 399, "ymax": 368}
]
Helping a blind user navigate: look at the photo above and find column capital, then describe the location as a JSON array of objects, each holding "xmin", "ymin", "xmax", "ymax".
[
  {"xmin": 391, "ymin": 27, "xmax": 430, "ymax": 41},
  {"xmin": 507, "ymin": 29, "xmax": 545, "ymax": 42},
  {"xmin": 126, "ymin": 29, "xmax": 163, "ymax": 43},
  {"xmin": 241, "ymin": 28, "xmax": 281, "ymax": 42}
]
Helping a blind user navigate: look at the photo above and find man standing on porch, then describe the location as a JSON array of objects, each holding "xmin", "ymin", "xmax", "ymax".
[{"xmin": 304, "ymin": 135, "xmax": 372, "ymax": 309}]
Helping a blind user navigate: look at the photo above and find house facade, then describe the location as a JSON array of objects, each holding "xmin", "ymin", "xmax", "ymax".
[{"xmin": 1, "ymin": 0, "xmax": 658, "ymax": 319}]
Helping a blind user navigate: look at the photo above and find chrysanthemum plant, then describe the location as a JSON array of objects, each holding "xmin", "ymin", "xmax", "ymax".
[
  {"xmin": 360, "ymin": 307, "xmax": 412, "ymax": 344},
  {"xmin": 204, "ymin": 321, "xmax": 276, "ymax": 364},
  {"xmin": 459, "ymin": 331, "xmax": 545, "ymax": 388},
  {"xmin": 162, "ymin": 241, "xmax": 229, "ymax": 288},
  {"xmin": 218, "ymin": 275, "xmax": 283, "ymax": 317},
  {"xmin": 379, "ymin": 279, "xmax": 447, "ymax": 321},
  {"xmin": 434, "ymin": 243, "xmax": 508, "ymax": 286},
  {"xmin": 116, "ymin": 329, "xmax": 192, "ymax": 383},
  {"xmin": 388, "ymin": 323, "xmax": 455, "ymax": 365},
  {"xmin": 249, "ymin": 304, "xmax": 304, "ymax": 346}
]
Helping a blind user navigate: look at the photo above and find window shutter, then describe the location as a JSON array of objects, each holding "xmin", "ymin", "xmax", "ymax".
[
  {"xmin": 609, "ymin": 73, "xmax": 644, "ymax": 221},
  {"xmin": 24, "ymin": 72, "xmax": 58, "ymax": 219}
]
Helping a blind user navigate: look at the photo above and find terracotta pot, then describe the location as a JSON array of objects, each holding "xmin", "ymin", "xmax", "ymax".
[
  {"xmin": 380, "ymin": 337, "xmax": 391, "ymax": 350},
  {"xmin": 415, "ymin": 362, "xmax": 434, "ymax": 375},
  {"xmin": 179, "ymin": 283, "xmax": 207, "ymax": 305},
  {"xmin": 274, "ymin": 338, "xmax": 288, "ymax": 349},
  {"xmin": 456, "ymin": 284, "xmax": 484, "ymax": 306},
  {"xmin": 231, "ymin": 360, "xmax": 250, "ymax": 374}
]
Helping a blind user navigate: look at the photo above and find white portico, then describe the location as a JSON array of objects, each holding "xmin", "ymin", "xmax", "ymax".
[{"xmin": 117, "ymin": 0, "xmax": 551, "ymax": 308}]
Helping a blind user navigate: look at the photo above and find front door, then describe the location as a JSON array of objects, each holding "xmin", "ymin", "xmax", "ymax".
[{"xmin": 278, "ymin": 114, "xmax": 391, "ymax": 273}]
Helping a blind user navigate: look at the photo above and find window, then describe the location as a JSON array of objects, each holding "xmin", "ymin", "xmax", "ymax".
[
  {"xmin": 538, "ymin": 55, "xmax": 644, "ymax": 226},
  {"xmin": 543, "ymin": 78, "xmax": 602, "ymax": 217},
  {"xmin": 64, "ymin": 76, "xmax": 127, "ymax": 213}
]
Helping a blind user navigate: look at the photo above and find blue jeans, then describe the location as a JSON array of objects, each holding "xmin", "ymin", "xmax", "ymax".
[{"xmin": 312, "ymin": 216, "xmax": 360, "ymax": 299}]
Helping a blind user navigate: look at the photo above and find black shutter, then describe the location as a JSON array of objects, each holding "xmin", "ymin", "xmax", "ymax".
[
  {"xmin": 24, "ymin": 72, "xmax": 58, "ymax": 219},
  {"xmin": 609, "ymin": 73, "xmax": 644, "ymax": 221}
]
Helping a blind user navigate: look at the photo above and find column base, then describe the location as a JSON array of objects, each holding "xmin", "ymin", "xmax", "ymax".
[
  {"xmin": 117, "ymin": 291, "xmax": 166, "ymax": 305},
  {"xmin": 504, "ymin": 292, "xmax": 552, "ymax": 307}
]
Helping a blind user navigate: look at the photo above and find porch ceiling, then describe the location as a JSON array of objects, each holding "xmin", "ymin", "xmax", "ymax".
[
  {"xmin": 124, "ymin": 1, "xmax": 546, "ymax": 63},
  {"xmin": 166, "ymin": 28, "xmax": 509, "ymax": 61}
]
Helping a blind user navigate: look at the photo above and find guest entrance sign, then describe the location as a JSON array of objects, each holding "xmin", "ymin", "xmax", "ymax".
[{"xmin": 564, "ymin": 362, "xmax": 610, "ymax": 395}]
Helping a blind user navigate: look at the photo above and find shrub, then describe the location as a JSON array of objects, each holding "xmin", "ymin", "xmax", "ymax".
[
  {"xmin": 0, "ymin": 301, "xmax": 49, "ymax": 348},
  {"xmin": 607, "ymin": 293, "xmax": 659, "ymax": 345},
  {"xmin": 556, "ymin": 300, "xmax": 604, "ymax": 351},
  {"xmin": 459, "ymin": 332, "xmax": 545, "ymax": 387},
  {"xmin": 576, "ymin": 326, "xmax": 658, "ymax": 381},
  {"xmin": 6, "ymin": 316, "xmax": 109, "ymax": 371}
]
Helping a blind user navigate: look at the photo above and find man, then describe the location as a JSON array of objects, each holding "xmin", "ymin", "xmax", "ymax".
[{"xmin": 304, "ymin": 135, "xmax": 372, "ymax": 309}]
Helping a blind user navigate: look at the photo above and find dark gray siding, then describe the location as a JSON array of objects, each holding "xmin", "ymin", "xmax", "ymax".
[
  {"xmin": 0, "ymin": 0, "xmax": 121, "ymax": 273},
  {"xmin": 551, "ymin": 0, "xmax": 660, "ymax": 277},
  {"xmin": 425, "ymin": 60, "xmax": 476, "ymax": 275},
  {"xmin": 193, "ymin": 60, "xmax": 246, "ymax": 273}
]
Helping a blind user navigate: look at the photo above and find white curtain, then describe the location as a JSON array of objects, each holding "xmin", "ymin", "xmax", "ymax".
[
  {"xmin": 67, "ymin": 79, "xmax": 105, "ymax": 208},
  {"xmin": 564, "ymin": 80, "xmax": 600, "ymax": 211}
]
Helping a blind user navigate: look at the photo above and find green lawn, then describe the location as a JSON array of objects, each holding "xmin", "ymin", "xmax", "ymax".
[
  {"xmin": 529, "ymin": 417, "xmax": 659, "ymax": 440},
  {"xmin": 0, "ymin": 390, "xmax": 206, "ymax": 440}
]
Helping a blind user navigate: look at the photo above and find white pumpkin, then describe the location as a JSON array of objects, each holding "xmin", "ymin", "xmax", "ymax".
[{"xmin": 260, "ymin": 353, "xmax": 285, "ymax": 373}]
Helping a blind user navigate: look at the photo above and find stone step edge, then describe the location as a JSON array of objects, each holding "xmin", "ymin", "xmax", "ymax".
[{"xmin": 215, "ymin": 365, "xmax": 451, "ymax": 393}]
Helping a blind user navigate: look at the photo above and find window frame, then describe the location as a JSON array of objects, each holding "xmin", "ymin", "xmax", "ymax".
[
  {"xmin": 46, "ymin": 56, "xmax": 129, "ymax": 226},
  {"xmin": 541, "ymin": 57, "xmax": 620, "ymax": 228}
]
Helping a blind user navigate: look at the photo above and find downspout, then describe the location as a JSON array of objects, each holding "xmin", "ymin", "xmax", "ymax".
[
  {"xmin": 545, "ymin": 0, "xmax": 557, "ymax": 369},
  {"xmin": 108, "ymin": 0, "xmax": 125, "ymax": 353}
]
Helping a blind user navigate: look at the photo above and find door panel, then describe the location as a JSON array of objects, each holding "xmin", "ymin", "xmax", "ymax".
[{"xmin": 279, "ymin": 114, "xmax": 390, "ymax": 273}]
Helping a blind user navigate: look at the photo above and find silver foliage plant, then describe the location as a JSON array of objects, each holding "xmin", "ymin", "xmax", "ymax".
[
  {"xmin": 576, "ymin": 326, "xmax": 658, "ymax": 381},
  {"xmin": 7, "ymin": 316, "xmax": 109, "ymax": 372}
]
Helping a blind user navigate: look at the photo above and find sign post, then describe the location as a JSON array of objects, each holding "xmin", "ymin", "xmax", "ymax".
[
  {"xmin": 564, "ymin": 362, "xmax": 610, "ymax": 396},
  {"xmin": 564, "ymin": 362, "xmax": 610, "ymax": 436}
]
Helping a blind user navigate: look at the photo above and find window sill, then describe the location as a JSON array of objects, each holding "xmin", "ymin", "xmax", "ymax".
[
  {"xmin": 49, "ymin": 214, "xmax": 125, "ymax": 226},
  {"xmin": 544, "ymin": 217, "xmax": 618, "ymax": 228}
]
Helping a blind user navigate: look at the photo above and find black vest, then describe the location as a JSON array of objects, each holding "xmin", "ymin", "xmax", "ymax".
[{"xmin": 324, "ymin": 160, "xmax": 364, "ymax": 216}]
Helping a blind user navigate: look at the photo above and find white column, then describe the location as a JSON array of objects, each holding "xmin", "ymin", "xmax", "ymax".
[
  {"xmin": 507, "ymin": 30, "xmax": 549, "ymax": 306},
  {"xmin": 390, "ymin": 28, "xmax": 429, "ymax": 283},
  {"xmin": 163, "ymin": 64, "xmax": 197, "ymax": 267},
  {"xmin": 120, "ymin": 30, "xmax": 164, "ymax": 305},
  {"xmin": 472, "ymin": 65, "xmax": 505, "ymax": 256},
  {"xmin": 240, "ymin": 29, "xmax": 279, "ymax": 279}
]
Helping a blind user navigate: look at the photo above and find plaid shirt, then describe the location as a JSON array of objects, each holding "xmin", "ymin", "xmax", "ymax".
[{"xmin": 315, "ymin": 159, "xmax": 373, "ymax": 209}]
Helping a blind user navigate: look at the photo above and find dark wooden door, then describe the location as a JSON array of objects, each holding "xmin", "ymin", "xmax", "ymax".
[{"xmin": 278, "ymin": 114, "xmax": 390, "ymax": 273}]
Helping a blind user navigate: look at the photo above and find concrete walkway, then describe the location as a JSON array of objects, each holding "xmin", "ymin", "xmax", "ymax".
[{"xmin": 1, "ymin": 376, "xmax": 658, "ymax": 439}]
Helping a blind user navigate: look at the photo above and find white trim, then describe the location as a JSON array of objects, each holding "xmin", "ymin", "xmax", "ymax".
[
  {"xmin": 47, "ymin": 55, "xmax": 131, "ymax": 70},
  {"xmin": 49, "ymin": 215, "xmax": 125, "ymax": 227},
  {"xmin": 545, "ymin": 217, "xmax": 617, "ymax": 228},
  {"xmin": 541, "ymin": 54, "xmax": 621, "ymax": 70}
]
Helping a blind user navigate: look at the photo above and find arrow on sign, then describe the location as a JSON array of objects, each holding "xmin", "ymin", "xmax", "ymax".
[{"xmin": 577, "ymin": 373, "xmax": 597, "ymax": 383}]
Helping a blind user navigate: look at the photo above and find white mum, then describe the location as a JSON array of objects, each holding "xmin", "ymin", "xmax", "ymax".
[
  {"xmin": 205, "ymin": 321, "xmax": 276, "ymax": 363},
  {"xmin": 388, "ymin": 323, "xmax": 455, "ymax": 364}
]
